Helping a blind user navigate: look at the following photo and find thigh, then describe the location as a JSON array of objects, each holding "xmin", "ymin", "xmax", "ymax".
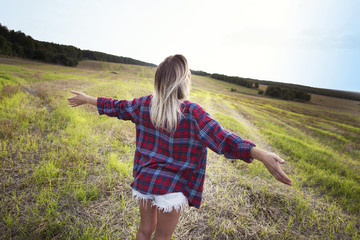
[
  {"xmin": 138, "ymin": 200, "xmax": 157, "ymax": 236},
  {"xmin": 153, "ymin": 209, "xmax": 181, "ymax": 239}
]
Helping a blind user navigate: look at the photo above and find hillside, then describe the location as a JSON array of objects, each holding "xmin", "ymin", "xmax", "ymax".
[
  {"xmin": 2, "ymin": 23, "xmax": 359, "ymax": 103},
  {"xmin": 0, "ymin": 58, "xmax": 359, "ymax": 239},
  {"xmin": 255, "ymin": 79, "xmax": 360, "ymax": 102}
]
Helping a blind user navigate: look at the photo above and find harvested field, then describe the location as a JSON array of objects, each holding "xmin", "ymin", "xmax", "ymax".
[{"xmin": 1, "ymin": 57, "xmax": 359, "ymax": 239}]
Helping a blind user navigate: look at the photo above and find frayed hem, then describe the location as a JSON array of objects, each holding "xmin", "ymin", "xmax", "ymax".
[
  {"xmin": 132, "ymin": 191, "xmax": 152, "ymax": 209},
  {"xmin": 152, "ymin": 199, "xmax": 187, "ymax": 213},
  {"xmin": 132, "ymin": 189, "xmax": 188, "ymax": 213}
]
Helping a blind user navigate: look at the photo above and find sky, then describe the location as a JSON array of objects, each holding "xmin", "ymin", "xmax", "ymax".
[{"xmin": 1, "ymin": 0, "xmax": 359, "ymax": 92}]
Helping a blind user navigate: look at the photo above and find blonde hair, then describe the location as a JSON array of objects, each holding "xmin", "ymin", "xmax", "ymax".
[{"xmin": 150, "ymin": 54, "xmax": 191, "ymax": 131}]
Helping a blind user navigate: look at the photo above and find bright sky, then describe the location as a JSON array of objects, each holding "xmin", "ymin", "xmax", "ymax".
[{"xmin": 1, "ymin": 0, "xmax": 359, "ymax": 92}]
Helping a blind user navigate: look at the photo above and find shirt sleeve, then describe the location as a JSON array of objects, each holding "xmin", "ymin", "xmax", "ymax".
[
  {"xmin": 97, "ymin": 97, "xmax": 141, "ymax": 123},
  {"xmin": 193, "ymin": 104, "xmax": 255, "ymax": 163}
]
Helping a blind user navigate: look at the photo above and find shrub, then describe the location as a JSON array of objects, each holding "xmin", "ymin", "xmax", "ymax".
[{"xmin": 265, "ymin": 85, "xmax": 311, "ymax": 101}]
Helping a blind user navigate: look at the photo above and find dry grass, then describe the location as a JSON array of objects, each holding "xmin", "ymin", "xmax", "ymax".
[
  {"xmin": 310, "ymin": 93, "xmax": 360, "ymax": 113},
  {"xmin": 0, "ymin": 84, "xmax": 19, "ymax": 98}
]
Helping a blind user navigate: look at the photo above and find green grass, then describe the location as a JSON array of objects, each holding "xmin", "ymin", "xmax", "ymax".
[
  {"xmin": 229, "ymin": 97, "xmax": 360, "ymax": 214},
  {"xmin": 0, "ymin": 58, "xmax": 359, "ymax": 239}
]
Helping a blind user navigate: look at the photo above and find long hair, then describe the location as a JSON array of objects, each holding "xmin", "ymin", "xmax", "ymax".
[{"xmin": 150, "ymin": 54, "xmax": 191, "ymax": 131}]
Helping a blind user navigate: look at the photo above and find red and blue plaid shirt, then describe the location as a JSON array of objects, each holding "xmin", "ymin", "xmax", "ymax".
[{"xmin": 97, "ymin": 95, "xmax": 255, "ymax": 208}]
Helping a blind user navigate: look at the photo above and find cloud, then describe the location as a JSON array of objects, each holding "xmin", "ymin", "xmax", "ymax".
[
  {"xmin": 222, "ymin": 26, "xmax": 287, "ymax": 48},
  {"xmin": 333, "ymin": 34, "xmax": 360, "ymax": 49},
  {"xmin": 224, "ymin": 25, "xmax": 360, "ymax": 51},
  {"xmin": 291, "ymin": 28, "xmax": 360, "ymax": 50}
]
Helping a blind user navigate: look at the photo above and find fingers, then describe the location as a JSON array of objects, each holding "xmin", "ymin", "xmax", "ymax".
[
  {"xmin": 68, "ymin": 90, "xmax": 80, "ymax": 100},
  {"xmin": 71, "ymin": 90, "xmax": 81, "ymax": 95},
  {"xmin": 67, "ymin": 90, "xmax": 86, "ymax": 107},
  {"xmin": 68, "ymin": 98, "xmax": 82, "ymax": 107},
  {"xmin": 68, "ymin": 91, "xmax": 81, "ymax": 107},
  {"xmin": 273, "ymin": 156, "xmax": 292, "ymax": 185},
  {"xmin": 274, "ymin": 168, "xmax": 292, "ymax": 186},
  {"xmin": 67, "ymin": 101, "xmax": 78, "ymax": 107},
  {"xmin": 68, "ymin": 90, "xmax": 84, "ymax": 99},
  {"xmin": 275, "ymin": 155, "xmax": 286, "ymax": 164},
  {"xmin": 264, "ymin": 154, "xmax": 292, "ymax": 186}
]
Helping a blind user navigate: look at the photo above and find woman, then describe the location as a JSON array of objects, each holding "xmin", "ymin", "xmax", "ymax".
[{"xmin": 68, "ymin": 54, "xmax": 292, "ymax": 240}]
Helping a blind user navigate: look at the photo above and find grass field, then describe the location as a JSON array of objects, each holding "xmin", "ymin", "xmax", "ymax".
[{"xmin": 0, "ymin": 57, "xmax": 359, "ymax": 239}]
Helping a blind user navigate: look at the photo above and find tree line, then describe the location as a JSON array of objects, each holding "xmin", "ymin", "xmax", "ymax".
[
  {"xmin": 81, "ymin": 50, "xmax": 156, "ymax": 67},
  {"xmin": 253, "ymin": 79, "xmax": 360, "ymax": 102},
  {"xmin": 190, "ymin": 70, "xmax": 258, "ymax": 89},
  {"xmin": 0, "ymin": 24, "xmax": 155, "ymax": 67},
  {"xmin": 210, "ymin": 73, "xmax": 256, "ymax": 88},
  {"xmin": 190, "ymin": 70, "xmax": 311, "ymax": 102}
]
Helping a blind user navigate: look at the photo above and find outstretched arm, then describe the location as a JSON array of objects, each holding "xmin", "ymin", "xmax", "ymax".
[
  {"xmin": 67, "ymin": 90, "xmax": 97, "ymax": 107},
  {"xmin": 250, "ymin": 147, "xmax": 292, "ymax": 186},
  {"xmin": 192, "ymin": 103, "xmax": 292, "ymax": 186}
]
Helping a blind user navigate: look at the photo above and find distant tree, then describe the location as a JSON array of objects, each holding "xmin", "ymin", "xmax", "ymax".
[
  {"xmin": 280, "ymin": 88, "xmax": 294, "ymax": 100},
  {"xmin": 265, "ymin": 85, "xmax": 311, "ymax": 102},
  {"xmin": 0, "ymin": 36, "xmax": 12, "ymax": 55},
  {"xmin": 210, "ymin": 73, "xmax": 254, "ymax": 89},
  {"xmin": 258, "ymin": 90, "xmax": 264, "ymax": 95},
  {"xmin": 34, "ymin": 46, "xmax": 52, "ymax": 62},
  {"xmin": 12, "ymin": 42, "xmax": 24, "ymax": 57},
  {"xmin": 190, "ymin": 70, "xmax": 210, "ymax": 76},
  {"xmin": 266, "ymin": 85, "xmax": 282, "ymax": 98},
  {"xmin": 254, "ymin": 82, "xmax": 259, "ymax": 88}
]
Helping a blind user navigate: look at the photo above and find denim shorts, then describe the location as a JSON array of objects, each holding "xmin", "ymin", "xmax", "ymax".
[{"xmin": 132, "ymin": 189, "xmax": 188, "ymax": 213}]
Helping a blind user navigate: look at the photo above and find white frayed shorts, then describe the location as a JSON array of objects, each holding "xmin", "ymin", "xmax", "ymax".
[{"xmin": 132, "ymin": 189, "xmax": 188, "ymax": 213}]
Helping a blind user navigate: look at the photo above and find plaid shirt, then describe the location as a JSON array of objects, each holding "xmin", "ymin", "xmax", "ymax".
[{"xmin": 97, "ymin": 95, "xmax": 255, "ymax": 208}]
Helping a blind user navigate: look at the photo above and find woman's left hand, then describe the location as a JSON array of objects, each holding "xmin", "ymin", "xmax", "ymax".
[
  {"xmin": 250, "ymin": 147, "xmax": 292, "ymax": 186},
  {"xmin": 261, "ymin": 152, "xmax": 292, "ymax": 186}
]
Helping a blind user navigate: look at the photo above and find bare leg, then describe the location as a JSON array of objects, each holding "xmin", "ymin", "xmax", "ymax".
[
  {"xmin": 136, "ymin": 200, "xmax": 157, "ymax": 240},
  {"xmin": 153, "ymin": 209, "xmax": 181, "ymax": 240}
]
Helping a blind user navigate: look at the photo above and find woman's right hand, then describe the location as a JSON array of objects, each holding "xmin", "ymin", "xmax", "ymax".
[{"xmin": 67, "ymin": 90, "xmax": 89, "ymax": 107}]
